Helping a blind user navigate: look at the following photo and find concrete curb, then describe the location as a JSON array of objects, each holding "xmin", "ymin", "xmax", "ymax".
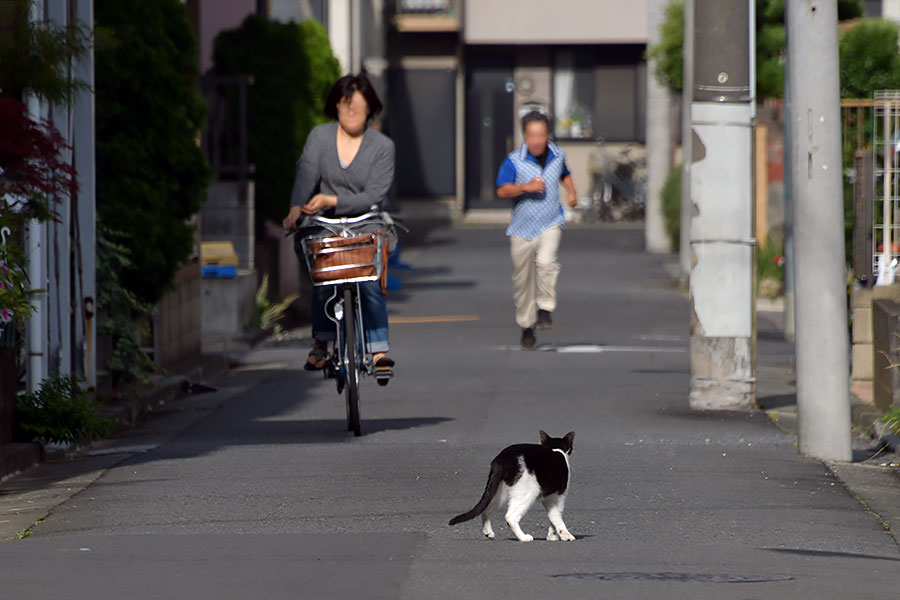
[
  {"xmin": 0, "ymin": 353, "xmax": 233, "ymax": 482},
  {"xmin": 767, "ymin": 396, "xmax": 898, "ymax": 455},
  {"xmin": 99, "ymin": 353, "xmax": 232, "ymax": 429},
  {"xmin": 0, "ymin": 443, "xmax": 43, "ymax": 484}
]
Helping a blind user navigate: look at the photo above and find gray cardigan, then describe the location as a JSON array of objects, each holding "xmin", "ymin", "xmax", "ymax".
[{"xmin": 290, "ymin": 121, "xmax": 395, "ymax": 217}]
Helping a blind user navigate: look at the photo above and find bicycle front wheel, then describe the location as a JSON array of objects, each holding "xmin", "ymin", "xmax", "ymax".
[{"xmin": 343, "ymin": 286, "xmax": 362, "ymax": 437}]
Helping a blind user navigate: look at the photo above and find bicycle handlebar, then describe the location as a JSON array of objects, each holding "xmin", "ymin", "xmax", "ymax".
[
  {"xmin": 300, "ymin": 209, "xmax": 383, "ymax": 227},
  {"xmin": 285, "ymin": 207, "xmax": 406, "ymax": 238}
]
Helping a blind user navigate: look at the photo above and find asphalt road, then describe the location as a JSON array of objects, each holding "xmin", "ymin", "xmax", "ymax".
[{"xmin": 1, "ymin": 225, "xmax": 899, "ymax": 599}]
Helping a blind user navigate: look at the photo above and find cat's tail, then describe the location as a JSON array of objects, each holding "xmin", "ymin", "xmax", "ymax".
[{"xmin": 448, "ymin": 463, "xmax": 502, "ymax": 526}]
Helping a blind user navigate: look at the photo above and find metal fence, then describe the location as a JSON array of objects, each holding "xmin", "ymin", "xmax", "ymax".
[{"xmin": 873, "ymin": 91, "xmax": 900, "ymax": 285}]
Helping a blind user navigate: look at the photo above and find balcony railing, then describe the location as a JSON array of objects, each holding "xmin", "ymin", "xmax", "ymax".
[{"xmin": 393, "ymin": 0, "xmax": 459, "ymax": 32}]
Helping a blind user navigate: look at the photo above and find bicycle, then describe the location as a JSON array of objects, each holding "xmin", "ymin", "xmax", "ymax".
[
  {"xmin": 578, "ymin": 139, "xmax": 647, "ymax": 223},
  {"xmin": 290, "ymin": 210, "xmax": 397, "ymax": 436}
]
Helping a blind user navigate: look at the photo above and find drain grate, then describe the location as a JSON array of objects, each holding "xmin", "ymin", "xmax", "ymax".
[{"xmin": 553, "ymin": 572, "xmax": 794, "ymax": 583}]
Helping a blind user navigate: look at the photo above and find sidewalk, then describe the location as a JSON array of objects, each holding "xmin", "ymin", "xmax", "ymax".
[
  {"xmin": 0, "ymin": 353, "xmax": 232, "ymax": 484},
  {"xmin": 754, "ymin": 303, "xmax": 900, "ymax": 539}
]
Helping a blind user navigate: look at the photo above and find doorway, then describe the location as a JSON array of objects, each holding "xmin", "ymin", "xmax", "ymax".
[{"xmin": 465, "ymin": 56, "xmax": 515, "ymax": 209}]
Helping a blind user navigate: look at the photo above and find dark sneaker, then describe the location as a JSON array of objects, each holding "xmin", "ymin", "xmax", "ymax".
[
  {"xmin": 536, "ymin": 309, "xmax": 553, "ymax": 330},
  {"xmin": 521, "ymin": 327, "xmax": 537, "ymax": 350}
]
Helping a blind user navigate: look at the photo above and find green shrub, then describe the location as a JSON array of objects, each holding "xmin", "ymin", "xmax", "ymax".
[
  {"xmin": 96, "ymin": 223, "xmax": 157, "ymax": 390},
  {"xmin": 95, "ymin": 0, "xmax": 210, "ymax": 306},
  {"xmin": 213, "ymin": 16, "xmax": 341, "ymax": 224},
  {"xmin": 17, "ymin": 375, "xmax": 116, "ymax": 445},
  {"xmin": 756, "ymin": 235, "xmax": 784, "ymax": 295},
  {"xmin": 247, "ymin": 274, "xmax": 299, "ymax": 334},
  {"xmin": 880, "ymin": 404, "xmax": 900, "ymax": 435},
  {"xmin": 661, "ymin": 164, "xmax": 682, "ymax": 249}
]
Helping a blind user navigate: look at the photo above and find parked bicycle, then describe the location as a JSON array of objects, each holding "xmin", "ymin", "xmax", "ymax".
[
  {"xmin": 578, "ymin": 139, "xmax": 648, "ymax": 223},
  {"xmin": 289, "ymin": 209, "xmax": 400, "ymax": 436}
]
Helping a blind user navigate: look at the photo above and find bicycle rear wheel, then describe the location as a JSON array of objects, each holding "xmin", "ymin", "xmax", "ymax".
[{"xmin": 343, "ymin": 286, "xmax": 362, "ymax": 437}]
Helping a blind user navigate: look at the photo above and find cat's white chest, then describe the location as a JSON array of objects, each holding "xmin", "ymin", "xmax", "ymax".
[{"xmin": 553, "ymin": 448, "xmax": 571, "ymax": 493}]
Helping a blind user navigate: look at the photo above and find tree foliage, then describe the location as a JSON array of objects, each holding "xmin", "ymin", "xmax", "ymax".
[
  {"xmin": 213, "ymin": 16, "xmax": 341, "ymax": 224},
  {"xmin": 95, "ymin": 224, "xmax": 156, "ymax": 390},
  {"xmin": 94, "ymin": 0, "xmax": 210, "ymax": 306},
  {"xmin": 0, "ymin": 98, "xmax": 77, "ymax": 222},
  {"xmin": 647, "ymin": 1, "xmax": 684, "ymax": 92},
  {"xmin": 0, "ymin": 0, "xmax": 91, "ymax": 104},
  {"xmin": 648, "ymin": 0, "xmax": 864, "ymax": 99},
  {"xmin": 839, "ymin": 18, "xmax": 900, "ymax": 98}
]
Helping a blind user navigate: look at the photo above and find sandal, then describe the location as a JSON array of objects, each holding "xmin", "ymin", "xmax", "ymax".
[
  {"xmin": 305, "ymin": 346, "xmax": 328, "ymax": 371},
  {"xmin": 373, "ymin": 356, "xmax": 394, "ymax": 386}
]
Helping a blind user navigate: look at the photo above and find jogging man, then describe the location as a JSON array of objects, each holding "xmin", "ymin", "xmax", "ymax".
[{"xmin": 496, "ymin": 111, "xmax": 577, "ymax": 350}]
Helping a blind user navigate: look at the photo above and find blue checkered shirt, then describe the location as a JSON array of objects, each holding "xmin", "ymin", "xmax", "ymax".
[{"xmin": 497, "ymin": 142, "xmax": 569, "ymax": 239}]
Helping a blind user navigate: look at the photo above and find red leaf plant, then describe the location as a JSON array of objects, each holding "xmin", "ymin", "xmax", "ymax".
[{"xmin": 0, "ymin": 97, "xmax": 78, "ymax": 222}]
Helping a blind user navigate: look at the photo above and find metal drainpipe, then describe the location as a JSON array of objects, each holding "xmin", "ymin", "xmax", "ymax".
[{"xmin": 25, "ymin": 0, "xmax": 47, "ymax": 393}]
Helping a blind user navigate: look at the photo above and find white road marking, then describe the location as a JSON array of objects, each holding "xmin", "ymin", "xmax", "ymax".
[{"xmin": 495, "ymin": 344, "xmax": 686, "ymax": 353}]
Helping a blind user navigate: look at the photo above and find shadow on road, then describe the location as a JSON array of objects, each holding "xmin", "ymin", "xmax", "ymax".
[{"xmin": 766, "ymin": 547, "xmax": 900, "ymax": 563}]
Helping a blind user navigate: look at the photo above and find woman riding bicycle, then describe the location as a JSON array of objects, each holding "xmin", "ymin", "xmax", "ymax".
[{"xmin": 282, "ymin": 72, "xmax": 396, "ymax": 383}]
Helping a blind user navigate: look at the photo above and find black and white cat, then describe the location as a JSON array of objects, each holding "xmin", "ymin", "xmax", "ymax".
[{"xmin": 449, "ymin": 430, "xmax": 575, "ymax": 542}]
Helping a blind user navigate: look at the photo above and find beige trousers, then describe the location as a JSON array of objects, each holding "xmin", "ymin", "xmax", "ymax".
[{"xmin": 509, "ymin": 226, "xmax": 562, "ymax": 329}]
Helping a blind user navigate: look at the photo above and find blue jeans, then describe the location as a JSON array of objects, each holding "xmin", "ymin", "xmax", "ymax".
[{"xmin": 311, "ymin": 282, "xmax": 390, "ymax": 353}]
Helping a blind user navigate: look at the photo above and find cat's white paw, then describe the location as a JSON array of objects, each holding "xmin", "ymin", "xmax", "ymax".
[
  {"xmin": 559, "ymin": 530, "xmax": 575, "ymax": 542},
  {"xmin": 518, "ymin": 534, "xmax": 534, "ymax": 542},
  {"xmin": 483, "ymin": 530, "xmax": 495, "ymax": 539},
  {"xmin": 547, "ymin": 527, "xmax": 560, "ymax": 541}
]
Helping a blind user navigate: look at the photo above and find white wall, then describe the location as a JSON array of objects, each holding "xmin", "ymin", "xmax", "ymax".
[
  {"xmin": 465, "ymin": 0, "xmax": 648, "ymax": 44},
  {"xmin": 884, "ymin": 0, "xmax": 900, "ymax": 21},
  {"xmin": 329, "ymin": 0, "xmax": 352, "ymax": 73}
]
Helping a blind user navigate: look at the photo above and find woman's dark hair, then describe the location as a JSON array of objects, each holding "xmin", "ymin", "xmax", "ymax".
[
  {"xmin": 324, "ymin": 73, "xmax": 383, "ymax": 120},
  {"xmin": 521, "ymin": 110, "xmax": 551, "ymax": 133}
]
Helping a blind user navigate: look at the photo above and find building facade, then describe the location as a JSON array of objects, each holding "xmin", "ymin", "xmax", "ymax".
[
  {"xmin": 386, "ymin": 0, "xmax": 650, "ymax": 217},
  {"xmin": 190, "ymin": 0, "xmax": 655, "ymax": 218}
]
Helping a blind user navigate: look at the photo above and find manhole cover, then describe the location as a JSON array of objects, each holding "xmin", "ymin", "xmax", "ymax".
[{"xmin": 553, "ymin": 572, "xmax": 794, "ymax": 583}]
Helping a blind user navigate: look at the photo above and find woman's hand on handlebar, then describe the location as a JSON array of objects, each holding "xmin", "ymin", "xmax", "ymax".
[
  {"xmin": 301, "ymin": 194, "xmax": 337, "ymax": 215},
  {"xmin": 282, "ymin": 205, "xmax": 304, "ymax": 231},
  {"xmin": 282, "ymin": 195, "xmax": 338, "ymax": 231}
]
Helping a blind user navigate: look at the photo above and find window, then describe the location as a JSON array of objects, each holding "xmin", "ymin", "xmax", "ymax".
[
  {"xmin": 552, "ymin": 46, "xmax": 647, "ymax": 142},
  {"xmin": 553, "ymin": 50, "xmax": 594, "ymax": 139}
]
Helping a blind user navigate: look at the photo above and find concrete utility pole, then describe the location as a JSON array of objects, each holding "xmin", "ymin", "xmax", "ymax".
[
  {"xmin": 645, "ymin": 0, "xmax": 673, "ymax": 254},
  {"xmin": 785, "ymin": 1, "xmax": 851, "ymax": 461},
  {"xmin": 688, "ymin": 0, "xmax": 756, "ymax": 411},
  {"xmin": 679, "ymin": 0, "xmax": 694, "ymax": 281}
]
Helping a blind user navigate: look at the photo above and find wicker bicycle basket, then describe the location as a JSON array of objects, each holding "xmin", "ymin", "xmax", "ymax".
[{"xmin": 301, "ymin": 232, "xmax": 384, "ymax": 286}]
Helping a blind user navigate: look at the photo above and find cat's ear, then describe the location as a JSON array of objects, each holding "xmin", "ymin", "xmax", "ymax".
[
  {"xmin": 539, "ymin": 430, "xmax": 550, "ymax": 445},
  {"xmin": 563, "ymin": 431, "xmax": 575, "ymax": 453}
]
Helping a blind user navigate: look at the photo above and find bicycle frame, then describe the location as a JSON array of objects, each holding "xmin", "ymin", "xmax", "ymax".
[{"xmin": 322, "ymin": 281, "xmax": 371, "ymax": 383}]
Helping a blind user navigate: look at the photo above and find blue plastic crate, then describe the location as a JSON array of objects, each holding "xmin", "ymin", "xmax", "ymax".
[{"xmin": 202, "ymin": 264, "xmax": 237, "ymax": 279}]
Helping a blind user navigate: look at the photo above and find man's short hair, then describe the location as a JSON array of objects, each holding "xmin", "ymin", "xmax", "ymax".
[
  {"xmin": 521, "ymin": 111, "xmax": 551, "ymax": 134},
  {"xmin": 324, "ymin": 72, "xmax": 384, "ymax": 121}
]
